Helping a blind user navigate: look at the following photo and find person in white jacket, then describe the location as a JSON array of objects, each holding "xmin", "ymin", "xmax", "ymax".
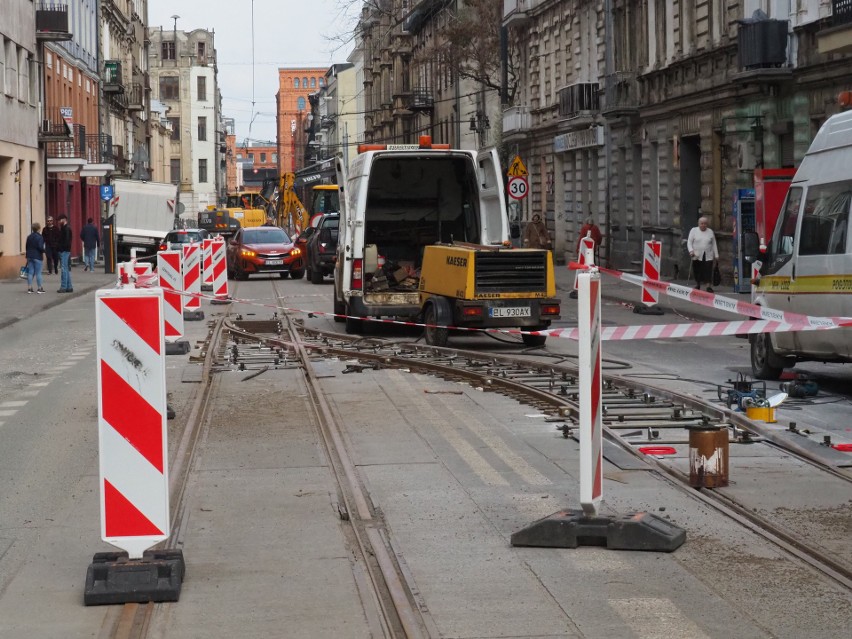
[{"xmin": 687, "ymin": 216, "xmax": 719, "ymax": 291}]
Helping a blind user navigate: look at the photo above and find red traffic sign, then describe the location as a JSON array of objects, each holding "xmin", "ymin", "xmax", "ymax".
[{"xmin": 508, "ymin": 176, "xmax": 529, "ymax": 200}]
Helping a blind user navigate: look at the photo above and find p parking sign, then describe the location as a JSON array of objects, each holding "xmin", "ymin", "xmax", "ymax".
[{"xmin": 100, "ymin": 185, "xmax": 114, "ymax": 201}]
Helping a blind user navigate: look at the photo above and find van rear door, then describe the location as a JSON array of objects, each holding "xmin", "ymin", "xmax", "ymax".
[{"xmin": 477, "ymin": 148, "xmax": 509, "ymax": 244}]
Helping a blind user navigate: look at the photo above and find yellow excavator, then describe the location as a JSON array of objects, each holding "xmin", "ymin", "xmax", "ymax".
[{"xmin": 273, "ymin": 173, "xmax": 309, "ymax": 234}]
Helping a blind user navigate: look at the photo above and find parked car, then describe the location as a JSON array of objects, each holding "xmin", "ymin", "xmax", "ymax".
[
  {"xmin": 306, "ymin": 213, "xmax": 339, "ymax": 284},
  {"xmin": 158, "ymin": 228, "xmax": 210, "ymax": 252},
  {"xmin": 226, "ymin": 226, "xmax": 304, "ymax": 280}
]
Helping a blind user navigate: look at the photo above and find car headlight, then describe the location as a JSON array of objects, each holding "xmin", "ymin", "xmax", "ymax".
[
  {"xmin": 291, "ymin": 248, "xmax": 301, "ymax": 256},
  {"xmin": 240, "ymin": 249, "xmax": 256, "ymax": 258}
]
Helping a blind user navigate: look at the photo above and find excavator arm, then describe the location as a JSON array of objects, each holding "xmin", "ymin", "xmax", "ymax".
[{"xmin": 275, "ymin": 172, "xmax": 308, "ymax": 234}]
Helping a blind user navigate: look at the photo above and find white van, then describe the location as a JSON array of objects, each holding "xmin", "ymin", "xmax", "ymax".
[
  {"xmin": 333, "ymin": 138, "xmax": 510, "ymax": 333},
  {"xmin": 748, "ymin": 110, "xmax": 852, "ymax": 378}
]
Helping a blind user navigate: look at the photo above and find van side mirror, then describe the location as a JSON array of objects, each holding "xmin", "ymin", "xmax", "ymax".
[
  {"xmin": 742, "ymin": 231, "xmax": 761, "ymax": 263},
  {"xmin": 510, "ymin": 222, "xmax": 520, "ymax": 239}
]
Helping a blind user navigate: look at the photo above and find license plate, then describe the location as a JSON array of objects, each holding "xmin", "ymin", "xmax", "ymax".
[
  {"xmin": 265, "ymin": 259, "xmax": 283, "ymax": 266},
  {"xmin": 489, "ymin": 306, "xmax": 531, "ymax": 318}
]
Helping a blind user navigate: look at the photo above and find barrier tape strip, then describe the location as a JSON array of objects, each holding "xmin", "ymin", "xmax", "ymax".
[{"xmin": 119, "ymin": 268, "xmax": 852, "ymax": 342}]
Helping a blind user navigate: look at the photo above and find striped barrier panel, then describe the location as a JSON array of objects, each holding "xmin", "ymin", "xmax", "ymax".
[
  {"xmin": 578, "ymin": 269, "xmax": 603, "ymax": 516},
  {"xmin": 573, "ymin": 236, "xmax": 597, "ymax": 291},
  {"xmin": 95, "ymin": 288, "xmax": 170, "ymax": 558},
  {"xmin": 642, "ymin": 238, "xmax": 661, "ymax": 306},
  {"xmin": 210, "ymin": 237, "xmax": 229, "ymax": 304},
  {"xmin": 182, "ymin": 243, "xmax": 204, "ymax": 320},
  {"xmin": 157, "ymin": 251, "xmax": 187, "ymax": 350},
  {"xmin": 201, "ymin": 238, "xmax": 214, "ymax": 291}
]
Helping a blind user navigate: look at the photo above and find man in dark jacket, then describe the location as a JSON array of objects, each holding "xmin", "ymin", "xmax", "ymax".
[
  {"xmin": 25, "ymin": 222, "xmax": 46, "ymax": 294},
  {"xmin": 42, "ymin": 216, "xmax": 60, "ymax": 274},
  {"xmin": 57, "ymin": 214, "xmax": 73, "ymax": 293},
  {"xmin": 80, "ymin": 217, "xmax": 100, "ymax": 272}
]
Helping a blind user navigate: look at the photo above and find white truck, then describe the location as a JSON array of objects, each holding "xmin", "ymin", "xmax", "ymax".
[
  {"xmin": 333, "ymin": 137, "xmax": 511, "ymax": 333},
  {"xmin": 110, "ymin": 178, "xmax": 179, "ymax": 260}
]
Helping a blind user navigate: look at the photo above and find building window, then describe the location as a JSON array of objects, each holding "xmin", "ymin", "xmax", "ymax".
[
  {"xmin": 260, "ymin": 152, "xmax": 266, "ymax": 163},
  {"xmin": 167, "ymin": 117, "xmax": 180, "ymax": 140},
  {"xmin": 162, "ymin": 41, "xmax": 175, "ymax": 60},
  {"xmin": 249, "ymin": 153, "xmax": 254, "ymax": 162},
  {"xmin": 319, "ymin": 78, "xmax": 324, "ymax": 87},
  {"xmin": 294, "ymin": 77, "xmax": 299, "ymax": 88},
  {"xmin": 297, "ymin": 96, "xmax": 306, "ymax": 111},
  {"xmin": 197, "ymin": 42, "xmax": 206, "ymax": 62},
  {"xmin": 303, "ymin": 76, "xmax": 308, "ymax": 87},
  {"xmin": 199, "ymin": 159, "xmax": 208, "ymax": 183},
  {"xmin": 198, "ymin": 116, "xmax": 207, "ymax": 141},
  {"xmin": 310, "ymin": 77, "xmax": 316, "ymax": 88},
  {"xmin": 272, "ymin": 153, "xmax": 277, "ymax": 162},
  {"xmin": 197, "ymin": 75, "xmax": 206, "ymax": 101},
  {"xmin": 170, "ymin": 158, "xmax": 181, "ymax": 184},
  {"xmin": 160, "ymin": 76, "xmax": 179, "ymax": 100}
]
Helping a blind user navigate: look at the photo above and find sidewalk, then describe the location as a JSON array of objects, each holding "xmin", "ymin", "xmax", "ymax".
[{"xmin": 0, "ymin": 263, "xmax": 117, "ymax": 331}]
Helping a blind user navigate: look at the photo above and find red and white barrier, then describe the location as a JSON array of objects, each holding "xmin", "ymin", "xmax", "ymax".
[
  {"xmin": 750, "ymin": 260, "xmax": 763, "ymax": 303},
  {"xmin": 120, "ymin": 261, "xmax": 152, "ymax": 285},
  {"xmin": 201, "ymin": 238, "xmax": 214, "ymax": 291},
  {"xmin": 641, "ymin": 238, "xmax": 661, "ymax": 306},
  {"xmin": 182, "ymin": 242, "xmax": 204, "ymax": 319},
  {"xmin": 573, "ymin": 235, "xmax": 596, "ymax": 291},
  {"xmin": 210, "ymin": 237, "xmax": 229, "ymax": 304},
  {"xmin": 95, "ymin": 288, "xmax": 170, "ymax": 558},
  {"xmin": 578, "ymin": 268, "xmax": 603, "ymax": 516},
  {"xmin": 157, "ymin": 250, "xmax": 185, "ymax": 342}
]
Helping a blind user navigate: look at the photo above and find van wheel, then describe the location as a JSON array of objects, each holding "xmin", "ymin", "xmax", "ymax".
[
  {"xmin": 333, "ymin": 296, "xmax": 345, "ymax": 323},
  {"xmin": 521, "ymin": 325, "xmax": 547, "ymax": 347},
  {"xmin": 345, "ymin": 305, "xmax": 362, "ymax": 334},
  {"xmin": 290, "ymin": 269, "xmax": 305, "ymax": 280},
  {"xmin": 751, "ymin": 334, "xmax": 790, "ymax": 380},
  {"xmin": 424, "ymin": 303, "xmax": 449, "ymax": 347}
]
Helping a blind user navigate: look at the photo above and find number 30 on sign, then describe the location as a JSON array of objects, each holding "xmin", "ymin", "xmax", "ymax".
[{"xmin": 508, "ymin": 176, "xmax": 529, "ymax": 200}]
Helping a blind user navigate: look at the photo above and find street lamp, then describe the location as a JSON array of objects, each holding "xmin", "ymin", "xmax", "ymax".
[{"xmin": 170, "ymin": 15, "xmax": 180, "ymax": 31}]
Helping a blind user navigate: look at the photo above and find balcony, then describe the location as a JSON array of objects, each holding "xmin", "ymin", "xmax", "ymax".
[
  {"xmin": 103, "ymin": 61, "xmax": 124, "ymax": 94},
  {"xmin": 81, "ymin": 134, "xmax": 115, "ymax": 177},
  {"xmin": 45, "ymin": 124, "xmax": 87, "ymax": 173},
  {"xmin": 126, "ymin": 83, "xmax": 145, "ymax": 111},
  {"xmin": 502, "ymin": 106, "xmax": 531, "ymax": 139},
  {"xmin": 818, "ymin": 0, "xmax": 852, "ymax": 54},
  {"xmin": 111, "ymin": 145, "xmax": 128, "ymax": 174},
  {"xmin": 602, "ymin": 72, "xmax": 640, "ymax": 118},
  {"xmin": 502, "ymin": 0, "xmax": 531, "ymax": 28},
  {"xmin": 557, "ymin": 82, "xmax": 600, "ymax": 120},
  {"xmin": 38, "ymin": 107, "xmax": 74, "ymax": 142},
  {"xmin": 36, "ymin": 3, "xmax": 72, "ymax": 42}
]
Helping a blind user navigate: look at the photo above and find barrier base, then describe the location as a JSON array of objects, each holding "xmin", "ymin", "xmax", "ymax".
[
  {"xmin": 510, "ymin": 509, "xmax": 685, "ymax": 552},
  {"xmin": 568, "ymin": 290, "xmax": 578, "ymax": 299},
  {"xmin": 210, "ymin": 296, "xmax": 231, "ymax": 305},
  {"xmin": 183, "ymin": 309, "xmax": 205, "ymax": 321},
  {"xmin": 633, "ymin": 304, "xmax": 665, "ymax": 316},
  {"xmin": 165, "ymin": 339, "xmax": 191, "ymax": 355},
  {"xmin": 84, "ymin": 549, "xmax": 185, "ymax": 605}
]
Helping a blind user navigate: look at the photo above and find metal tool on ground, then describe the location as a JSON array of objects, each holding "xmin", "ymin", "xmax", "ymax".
[
  {"xmin": 780, "ymin": 377, "xmax": 819, "ymax": 398},
  {"xmin": 717, "ymin": 373, "xmax": 766, "ymax": 412}
]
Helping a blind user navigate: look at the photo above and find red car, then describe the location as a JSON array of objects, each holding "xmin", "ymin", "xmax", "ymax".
[{"xmin": 226, "ymin": 226, "xmax": 304, "ymax": 280}]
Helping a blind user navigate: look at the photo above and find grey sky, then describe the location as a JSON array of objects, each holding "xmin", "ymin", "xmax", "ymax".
[{"xmin": 149, "ymin": 0, "xmax": 357, "ymax": 145}]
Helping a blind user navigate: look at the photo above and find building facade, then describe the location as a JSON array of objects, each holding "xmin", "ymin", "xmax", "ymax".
[
  {"xmin": 0, "ymin": 0, "xmax": 44, "ymax": 278},
  {"xmin": 148, "ymin": 25, "xmax": 222, "ymax": 218},
  {"xmin": 503, "ymin": 0, "xmax": 852, "ymax": 277},
  {"xmin": 275, "ymin": 67, "xmax": 328, "ymax": 173}
]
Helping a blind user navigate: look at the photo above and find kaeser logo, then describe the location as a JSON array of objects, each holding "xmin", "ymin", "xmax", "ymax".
[{"xmin": 446, "ymin": 256, "xmax": 467, "ymax": 267}]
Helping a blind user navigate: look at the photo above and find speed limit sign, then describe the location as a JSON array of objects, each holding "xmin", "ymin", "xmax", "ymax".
[{"xmin": 508, "ymin": 176, "xmax": 529, "ymax": 200}]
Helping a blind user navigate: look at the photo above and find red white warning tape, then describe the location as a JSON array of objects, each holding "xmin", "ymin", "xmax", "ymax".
[{"xmin": 121, "ymin": 265, "xmax": 852, "ymax": 342}]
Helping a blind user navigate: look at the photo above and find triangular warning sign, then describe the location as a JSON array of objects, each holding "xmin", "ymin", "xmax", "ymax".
[
  {"xmin": 104, "ymin": 480, "xmax": 164, "ymax": 537},
  {"xmin": 508, "ymin": 155, "xmax": 528, "ymax": 177}
]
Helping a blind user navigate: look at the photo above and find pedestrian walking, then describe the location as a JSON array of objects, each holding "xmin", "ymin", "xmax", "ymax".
[
  {"xmin": 80, "ymin": 217, "xmax": 100, "ymax": 272},
  {"xmin": 576, "ymin": 216, "xmax": 603, "ymax": 252},
  {"xmin": 57, "ymin": 214, "xmax": 74, "ymax": 293},
  {"xmin": 522, "ymin": 214, "xmax": 552, "ymax": 250},
  {"xmin": 42, "ymin": 216, "xmax": 60, "ymax": 274},
  {"xmin": 25, "ymin": 222, "xmax": 46, "ymax": 294},
  {"xmin": 687, "ymin": 216, "xmax": 719, "ymax": 292}
]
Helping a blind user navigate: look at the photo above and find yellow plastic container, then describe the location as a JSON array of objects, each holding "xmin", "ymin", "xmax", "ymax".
[{"xmin": 746, "ymin": 406, "xmax": 776, "ymax": 423}]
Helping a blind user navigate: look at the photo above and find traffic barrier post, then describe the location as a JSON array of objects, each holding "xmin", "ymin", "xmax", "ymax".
[
  {"xmin": 569, "ymin": 235, "xmax": 596, "ymax": 299},
  {"xmin": 510, "ymin": 263, "xmax": 686, "ymax": 552},
  {"xmin": 158, "ymin": 250, "xmax": 190, "ymax": 354},
  {"xmin": 210, "ymin": 237, "xmax": 230, "ymax": 305},
  {"xmin": 182, "ymin": 242, "xmax": 204, "ymax": 320},
  {"xmin": 634, "ymin": 237, "xmax": 664, "ymax": 315},
  {"xmin": 85, "ymin": 287, "xmax": 184, "ymax": 605},
  {"xmin": 201, "ymin": 238, "xmax": 214, "ymax": 291}
]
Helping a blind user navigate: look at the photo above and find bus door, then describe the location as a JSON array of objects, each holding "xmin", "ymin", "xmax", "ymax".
[{"xmin": 764, "ymin": 186, "xmax": 802, "ymax": 352}]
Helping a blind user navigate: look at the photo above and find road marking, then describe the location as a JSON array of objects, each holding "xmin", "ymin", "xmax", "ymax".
[
  {"xmin": 0, "ymin": 410, "xmax": 18, "ymax": 417},
  {"xmin": 29, "ymin": 381, "xmax": 51, "ymax": 387},
  {"xmin": 387, "ymin": 371, "xmax": 508, "ymax": 486},
  {"xmin": 18, "ymin": 391, "xmax": 39, "ymax": 398},
  {"xmin": 0, "ymin": 401, "xmax": 28, "ymax": 408},
  {"xmin": 609, "ymin": 598, "xmax": 711, "ymax": 639}
]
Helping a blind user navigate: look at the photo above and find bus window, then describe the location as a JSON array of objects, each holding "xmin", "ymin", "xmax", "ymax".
[
  {"xmin": 799, "ymin": 182, "xmax": 851, "ymax": 256},
  {"xmin": 768, "ymin": 186, "xmax": 802, "ymax": 273}
]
